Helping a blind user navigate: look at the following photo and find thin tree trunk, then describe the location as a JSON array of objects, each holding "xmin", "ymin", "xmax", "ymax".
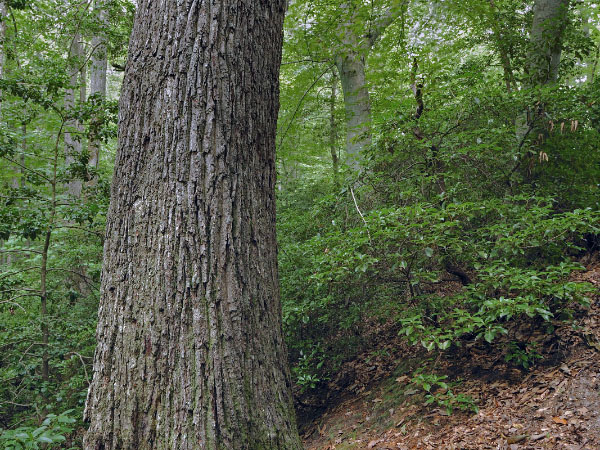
[
  {"xmin": 488, "ymin": 0, "xmax": 516, "ymax": 93},
  {"xmin": 1, "ymin": 1, "xmax": 6, "ymax": 267},
  {"xmin": 1, "ymin": 3, "xmax": 26, "ymax": 193},
  {"xmin": 0, "ymin": 0, "xmax": 5, "ymax": 105},
  {"xmin": 516, "ymin": 0, "xmax": 570, "ymax": 146},
  {"xmin": 40, "ymin": 228, "xmax": 51, "ymax": 381},
  {"xmin": 330, "ymin": 72, "xmax": 339, "ymax": 183},
  {"xmin": 20, "ymin": 124, "xmax": 25, "ymax": 188},
  {"xmin": 65, "ymin": 33, "xmax": 85, "ymax": 197},
  {"xmin": 0, "ymin": 1, "xmax": 15, "ymax": 190},
  {"xmin": 590, "ymin": 43, "xmax": 599, "ymax": 84},
  {"xmin": 334, "ymin": 2, "xmax": 400, "ymax": 170},
  {"xmin": 84, "ymin": 2, "xmax": 301, "ymax": 449},
  {"xmin": 0, "ymin": 0, "xmax": 5, "ymax": 84},
  {"xmin": 39, "ymin": 122, "xmax": 62, "ymax": 383},
  {"xmin": 410, "ymin": 58, "xmax": 445, "ymax": 196},
  {"xmin": 527, "ymin": 0, "xmax": 570, "ymax": 85},
  {"xmin": 10, "ymin": 123, "xmax": 26, "ymax": 189},
  {"xmin": 89, "ymin": 0, "xmax": 107, "ymax": 175},
  {"xmin": 336, "ymin": 50, "xmax": 371, "ymax": 171}
]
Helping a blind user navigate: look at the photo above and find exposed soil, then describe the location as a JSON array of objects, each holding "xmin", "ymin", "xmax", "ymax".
[{"xmin": 300, "ymin": 258, "xmax": 600, "ymax": 449}]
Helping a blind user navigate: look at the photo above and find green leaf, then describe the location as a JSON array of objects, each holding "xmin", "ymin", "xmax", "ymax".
[
  {"xmin": 438, "ymin": 340, "xmax": 451, "ymax": 350},
  {"xmin": 484, "ymin": 330, "xmax": 495, "ymax": 343},
  {"xmin": 57, "ymin": 416, "xmax": 75, "ymax": 424}
]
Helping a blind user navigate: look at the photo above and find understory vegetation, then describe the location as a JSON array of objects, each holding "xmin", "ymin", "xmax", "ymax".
[{"xmin": 1, "ymin": 0, "xmax": 599, "ymax": 447}]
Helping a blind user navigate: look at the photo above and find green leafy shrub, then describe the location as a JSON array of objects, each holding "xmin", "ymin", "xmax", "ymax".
[
  {"xmin": 0, "ymin": 410, "xmax": 76, "ymax": 449},
  {"xmin": 292, "ymin": 347, "xmax": 327, "ymax": 391},
  {"xmin": 505, "ymin": 341, "xmax": 543, "ymax": 370},
  {"xmin": 280, "ymin": 182, "xmax": 599, "ymax": 388},
  {"xmin": 411, "ymin": 372, "xmax": 478, "ymax": 415}
]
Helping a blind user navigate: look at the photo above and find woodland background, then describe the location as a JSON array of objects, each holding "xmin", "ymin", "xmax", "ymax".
[{"xmin": 0, "ymin": 0, "xmax": 599, "ymax": 447}]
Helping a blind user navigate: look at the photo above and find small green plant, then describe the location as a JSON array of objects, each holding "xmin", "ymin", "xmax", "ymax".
[
  {"xmin": 411, "ymin": 372, "xmax": 478, "ymax": 415},
  {"xmin": 505, "ymin": 341, "xmax": 542, "ymax": 369},
  {"xmin": 424, "ymin": 389, "xmax": 479, "ymax": 415},
  {"xmin": 411, "ymin": 372, "xmax": 449, "ymax": 394},
  {"xmin": 365, "ymin": 348, "xmax": 391, "ymax": 363},
  {"xmin": 291, "ymin": 347, "xmax": 326, "ymax": 391},
  {"xmin": 0, "ymin": 409, "xmax": 77, "ymax": 449}
]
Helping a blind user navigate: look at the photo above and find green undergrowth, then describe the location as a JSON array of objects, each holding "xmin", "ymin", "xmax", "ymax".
[
  {"xmin": 0, "ymin": 410, "xmax": 77, "ymax": 449},
  {"xmin": 279, "ymin": 181, "xmax": 600, "ymax": 396}
]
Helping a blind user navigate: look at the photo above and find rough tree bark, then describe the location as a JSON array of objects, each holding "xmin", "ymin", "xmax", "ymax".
[{"xmin": 83, "ymin": 1, "xmax": 302, "ymax": 449}]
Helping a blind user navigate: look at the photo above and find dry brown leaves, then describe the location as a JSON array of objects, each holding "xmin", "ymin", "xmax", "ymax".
[{"xmin": 302, "ymin": 258, "xmax": 600, "ymax": 450}]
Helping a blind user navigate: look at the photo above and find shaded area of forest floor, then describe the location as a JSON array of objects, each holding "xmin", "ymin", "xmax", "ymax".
[{"xmin": 299, "ymin": 257, "xmax": 600, "ymax": 449}]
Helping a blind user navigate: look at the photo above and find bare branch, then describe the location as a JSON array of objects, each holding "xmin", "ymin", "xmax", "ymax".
[{"xmin": 350, "ymin": 187, "xmax": 372, "ymax": 244}]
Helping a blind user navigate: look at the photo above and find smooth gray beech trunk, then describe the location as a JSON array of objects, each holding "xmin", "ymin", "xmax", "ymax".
[
  {"xmin": 83, "ymin": 1, "xmax": 302, "ymax": 449},
  {"xmin": 0, "ymin": 5, "xmax": 25, "ymax": 194},
  {"xmin": 329, "ymin": 72, "xmax": 339, "ymax": 181},
  {"xmin": 0, "ymin": 1, "xmax": 5, "ymax": 267},
  {"xmin": 64, "ymin": 33, "xmax": 85, "ymax": 197},
  {"xmin": 334, "ymin": 2, "xmax": 399, "ymax": 170},
  {"xmin": 335, "ymin": 48, "xmax": 371, "ymax": 170},
  {"xmin": 89, "ymin": 0, "xmax": 107, "ymax": 173},
  {"xmin": 527, "ymin": 0, "xmax": 570, "ymax": 85},
  {"xmin": 0, "ymin": 1, "xmax": 5, "ymax": 96},
  {"xmin": 516, "ymin": 0, "xmax": 570, "ymax": 142}
]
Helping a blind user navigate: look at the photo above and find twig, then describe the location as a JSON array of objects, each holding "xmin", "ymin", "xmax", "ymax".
[
  {"xmin": 66, "ymin": 351, "xmax": 91, "ymax": 385},
  {"xmin": 0, "ymin": 287, "xmax": 41, "ymax": 294},
  {"xmin": 281, "ymin": 58, "xmax": 328, "ymax": 65},
  {"xmin": 507, "ymin": 121, "xmax": 536, "ymax": 182},
  {"xmin": 277, "ymin": 63, "xmax": 336, "ymax": 150},
  {"xmin": 0, "ymin": 301, "xmax": 26, "ymax": 312},
  {"xmin": 0, "ymin": 267, "xmax": 41, "ymax": 279},
  {"xmin": 18, "ymin": 342, "xmax": 48, "ymax": 364},
  {"xmin": 0, "ymin": 155, "xmax": 52, "ymax": 183},
  {"xmin": 0, "ymin": 401, "xmax": 32, "ymax": 408},
  {"xmin": 350, "ymin": 187, "xmax": 372, "ymax": 244},
  {"xmin": 0, "ymin": 249, "xmax": 43, "ymax": 255}
]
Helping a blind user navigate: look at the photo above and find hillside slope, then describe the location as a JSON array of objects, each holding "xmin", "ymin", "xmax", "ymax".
[{"xmin": 301, "ymin": 259, "xmax": 600, "ymax": 449}]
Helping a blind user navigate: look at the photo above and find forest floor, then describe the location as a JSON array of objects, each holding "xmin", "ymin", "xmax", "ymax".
[{"xmin": 299, "ymin": 256, "xmax": 600, "ymax": 449}]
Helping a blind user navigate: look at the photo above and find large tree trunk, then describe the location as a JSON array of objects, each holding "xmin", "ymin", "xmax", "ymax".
[
  {"xmin": 527, "ymin": 0, "xmax": 570, "ymax": 85},
  {"xmin": 83, "ymin": 1, "xmax": 301, "ymax": 449}
]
